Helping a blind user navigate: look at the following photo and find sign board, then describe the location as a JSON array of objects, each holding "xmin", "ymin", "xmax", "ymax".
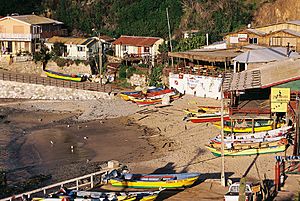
[
  {"xmin": 271, "ymin": 88, "xmax": 290, "ymax": 112},
  {"xmin": 238, "ymin": 34, "xmax": 248, "ymax": 42},
  {"xmin": 271, "ymin": 102, "xmax": 288, "ymax": 113},
  {"xmin": 251, "ymin": 185, "xmax": 261, "ymax": 193},
  {"xmin": 271, "ymin": 88, "xmax": 290, "ymax": 102}
]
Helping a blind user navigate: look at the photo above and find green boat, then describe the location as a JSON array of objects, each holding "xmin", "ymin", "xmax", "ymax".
[{"xmin": 205, "ymin": 144, "xmax": 287, "ymax": 157}]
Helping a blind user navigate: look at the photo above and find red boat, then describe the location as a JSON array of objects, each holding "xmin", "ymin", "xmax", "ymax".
[{"xmin": 188, "ymin": 114, "xmax": 230, "ymax": 123}]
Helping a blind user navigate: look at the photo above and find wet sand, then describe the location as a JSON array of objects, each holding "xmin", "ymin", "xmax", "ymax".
[{"xmin": 0, "ymin": 105, "xmax": 157, "ymax": 184}]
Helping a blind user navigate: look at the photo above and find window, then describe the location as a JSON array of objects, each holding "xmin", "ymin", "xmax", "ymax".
[
  {"xmin": 144, "ymin": 47, "xmax": 150, "ymax": 52},
  {"xmin": 122, "ymin": 45, "xmax": 127, "ymax": 51},
  {"xmin": 249, "ymin": 38, "xmax": 258, "ymax": 44},
  {"xmin": 77, "ymin": 46, "xmax": 85, "ymax": 52}
]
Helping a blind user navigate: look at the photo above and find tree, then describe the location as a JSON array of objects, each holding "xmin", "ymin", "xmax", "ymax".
[
  {"xmin": 33, "ymin": 44, "xmax": 52, "ymax": 70},
  {"xmin": 174, "ymin": 35, "xmax": 206, "ymax": 52}
]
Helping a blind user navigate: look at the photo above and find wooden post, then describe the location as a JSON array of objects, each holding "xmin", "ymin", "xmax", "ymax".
[
  {"xmin": 294, "ymin": 96, "xmax": 300, "ymax": 155},
  {"xmin": 220, "ymin": 84, "xmax": 226, "ymax": 187},
  {"xmin": 252, "ymin": 118, "xmax": 255, "ymax": 133},
  {"xmin": 238, "ymin": 177, "xmax": 246, "ymax": 201}
]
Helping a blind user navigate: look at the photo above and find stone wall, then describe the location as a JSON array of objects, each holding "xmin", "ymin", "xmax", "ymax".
[
  {"xmin": 0, "ymin": 80, "xmax": 110, "ymax": 100},
  {"xmin": 0, "ymin": 56, "xmax": 91, "ymax": 76}
]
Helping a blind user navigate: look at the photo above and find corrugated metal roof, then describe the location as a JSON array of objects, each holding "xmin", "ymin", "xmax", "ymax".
[
  {"xmin": 223, "ymin": 58, "xmax": 300, "ymax": 91},
  {"xmin": 169, "ymin": 48, "xmax": 241, "ymax": 62},
  {"xmin": 246, "ymin": 28, "xmax": 266, "ymax": 36},
  {"xmin": 233, "ymin": 47, "xmax": 299, "ymax": 63},
  {"xmin": 112, "ymin": 35, "xmax": 162, "ymax": 46},
  {"xmin": 281, "ymin": 29, "xmax": 300, "ymax": 37},
  {"xmin": 287, "ymin": 20, "xmax": 300, "ymax": 26},
  {"xmin": 10, "ymin": 15, "xmax": 63, "ymax": 25},
  {"xmin": 47, "ymin": 36, "xmax": 96, "ymax": 46}
]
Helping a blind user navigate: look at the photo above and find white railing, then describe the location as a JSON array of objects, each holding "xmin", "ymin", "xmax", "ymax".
[
  {"xmin": 0, "ymin": 33, "xmax": 40, "ymax": 41},
  {"xmin": 0, "ymin": 161, "xmax": 120, "ymax": 201}
]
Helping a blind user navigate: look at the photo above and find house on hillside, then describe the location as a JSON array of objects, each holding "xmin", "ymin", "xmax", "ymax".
[
  {"xmin": 232, "ymin": 46, "xmax": 300, "ymax": 72},
  {"xmin": 225, "ymin": 20, "xmax": 300, "ymax": 52},
  {"xmin": 0, "ymin": 14, "xmax": 66, "ymax": 55},
  {"xmin": 112, "ymin": 35, "xmax": 164, "ymax": 66},
  {"xmin": 99, "ymin": 35, "xmax": 115, "ymax": 53},
  {"xmin": 45, "ymin": 36, "xmax": 98, "ymax": 60}
]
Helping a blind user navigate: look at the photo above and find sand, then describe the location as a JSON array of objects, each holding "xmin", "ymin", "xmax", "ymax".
[{"xmin": 0, "ymin": 95, "xmax": 297, "ymax": 200}]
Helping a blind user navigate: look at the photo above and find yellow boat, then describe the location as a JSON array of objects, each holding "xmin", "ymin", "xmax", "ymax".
[
  {"xmin": 205, "ymin": 143, "xmax": 287, "ymax": 157},
  {"xmin": 213, "ymin": 120, "xmax": 284, "ymax": 133},
  {"xmin": 44, "ymin": 70, "xmax": 86, "ymax": 82},
  {"xmin": 108, "ymin": 172, "xmax": 200, "ymax": 189}
]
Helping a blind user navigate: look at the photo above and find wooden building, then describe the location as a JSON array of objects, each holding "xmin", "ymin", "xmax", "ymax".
[
  {"xmin": 225, "ymin": 20, "xmax": 300, "ymax": 52},
  {"xmin": 223, "ymin": 58, "xmax": 300, "ymax": 121}
]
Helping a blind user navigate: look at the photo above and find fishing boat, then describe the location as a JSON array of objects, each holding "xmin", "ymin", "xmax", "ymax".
[
  {"xmin": 44, "ymin": 69, "xmax": 87, "ymax": 82},
  {"xmin": 32, "ymin": 188, "xmax": 161, "ymax": 201},
  {"xmin": 127, "ymin": 89, "xmax": 176, "ymax": 101},
  {"xmin": 106, "ymin": 172, "xmax": 200, "ymax": 189},
  {"xmin": 120, "ymin": 87, "xmax": 164, "ymax": 101},
  {"xmin": 187, "ymin": 113, "xmax": 230, "ymax": 123},
  {"xmin": 209, "ymin": 138, "xmax": 288, "ymax": 149},
  {"xmin": 205, "ymin": 143, "xmax": 287, "ymax": 157},
  {"xmin": 133, "ymin": 93, "xmax": 181, "ymax": 106},
  {"xmin": 213, "ymin": 119, "xmax": 285, "ymax": 133},
  {"xmin": 210, "ymin": 126, "xmax": 292, "ymax": 143}
]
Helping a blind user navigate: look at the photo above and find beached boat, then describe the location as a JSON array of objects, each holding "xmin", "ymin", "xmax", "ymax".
[
  {"xmin": 213, "ymin": 120, "xmax": 285, "ymax": 133},
  {"xmin": 133, "ymin": 93, "xmax": 181, "ymax": 106},
  {"xmin": 32, "ymin": 188, "xmax": 161, "ymax": 201},
  {"xmin": 205, "ymin": 143, "xmax": 287, "ymax": 157},
  {"xmin": 209, "ymin": 138, "xmax": 288, "ymax": 150},
  {"xmin": 120, "ymin": 87, "xmax": 164, "ymax": 101},
  {"xmin": 107, "ymin": 172, "xmax": 200, "ymax": 189},
  {"xmin": 187, "ymin": 113, "xmax": 230, "ymax": 123},
  {"xmin": 44, "ymin": 69, "xmax": 87, "ymax": 82},
  {"xmin": 210, "ymin": 126, "xmax": 292, "ymax": 143}
]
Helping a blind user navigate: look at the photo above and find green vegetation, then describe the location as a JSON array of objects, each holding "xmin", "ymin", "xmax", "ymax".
[
  {"xmin": 0, "ymin": 0, "xmax": 260, "ymax": 47},
  {"xmin": 33, "ymin": 44, "xmax": 52, "ymax": 70},
  {"xmin": 149, "ymin": 65, "xmax": 163, "ymax": 87}
]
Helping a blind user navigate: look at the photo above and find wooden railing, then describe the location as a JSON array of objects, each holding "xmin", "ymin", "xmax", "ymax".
[
  {"xmin": 229, "ymin": 107, "xmax": 270, "ymax": 115},
  {"xmin": 0, "ymin": 71, "xmax": 112, "ymax": 93}
]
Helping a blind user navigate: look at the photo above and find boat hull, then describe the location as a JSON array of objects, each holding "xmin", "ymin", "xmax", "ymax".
[
  {"xmin": 205, "ymin": 144, "xmax": 286, "ymax": 157},
  {"xmin": 189, "ymin": 115, "xmax": 230, "ymax": 123},
  {"xmin": 214, "ymin": 122, "xmax": 285, "ymax": 133},
  {"xmin": 109, "ymin": 176, "xmax": 199, "ymax": 189},
  {"xmin": 45, "ymin": 71, "xmax": 84, "ymax": 82}
]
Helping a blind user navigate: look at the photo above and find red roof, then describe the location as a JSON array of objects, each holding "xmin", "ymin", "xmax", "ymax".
[{"xmin": 112, "ymin": 35, "xmax": 162, "ymax": 47}]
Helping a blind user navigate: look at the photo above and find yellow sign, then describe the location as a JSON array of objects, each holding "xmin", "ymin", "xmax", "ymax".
[
  {"xmin": 271, "ymin": 88, "xmax": 290, "ymax": 102},
  {"xmin": 251, "ymin": 185, "xmax": 261, "ymax": 193},
  {"xmin": 271, "ymin": 102, "xmax": 288, "ymax": 112}
]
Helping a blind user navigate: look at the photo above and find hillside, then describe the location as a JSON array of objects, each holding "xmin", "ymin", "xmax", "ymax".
[
  {"xmin": 1, "ymin": 0, "xmax": 298, "ymax": 42},
  {"xmin": 253, "ymin": 0, "xmax": 300, "ymax": 26}
]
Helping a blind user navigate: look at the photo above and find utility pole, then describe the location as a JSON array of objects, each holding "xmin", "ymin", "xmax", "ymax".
[
  {"xmin": 166, "ymin": 7, "xmax": 174, "ymax": 71},
  {"xmin": 220, "ymin": 83, "xmax": 226, "ymax": 186},
  {"xmin": 98, "ymin": 34, "xmax": 103, "ymax": 86}
]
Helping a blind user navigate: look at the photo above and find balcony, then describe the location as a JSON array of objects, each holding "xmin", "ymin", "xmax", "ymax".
[{"xmin": 0, "ymin": 33, "xmax": 40, "ymax": 41}]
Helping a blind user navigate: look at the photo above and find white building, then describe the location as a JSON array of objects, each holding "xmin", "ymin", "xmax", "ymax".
[{"xmin": 45, "ymin": 36, "xmax": 98, "ymax": 60}]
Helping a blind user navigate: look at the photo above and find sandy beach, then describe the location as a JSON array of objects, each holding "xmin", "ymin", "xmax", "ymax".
[{"xmin": 0, "ymin": 95, "xmax": 296, "ymax": 200}]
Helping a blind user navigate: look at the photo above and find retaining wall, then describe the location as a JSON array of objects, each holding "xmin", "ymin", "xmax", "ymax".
[{"xmin": 0, "ymin": 80, "xmax": 110, "ymax": 100}]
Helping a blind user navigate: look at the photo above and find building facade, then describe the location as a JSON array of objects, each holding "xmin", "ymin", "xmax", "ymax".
[
  {"xmin": 225, "ymin": 20, "xmax": 300, "ymax": 52},
  {"xmin": 45, "ymin": 36, "xmax": 98, "ymax": 60},
  {"xmin": 0, "ymin": 14, "xmax": 65, "ymax": 55},
  {"xmin": 113, "ymin": 35, "xmax": 164, "ymax": 59}
]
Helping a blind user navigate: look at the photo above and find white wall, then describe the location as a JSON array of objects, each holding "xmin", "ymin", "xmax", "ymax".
[{"xmin": 169, "ymin": 73, "xmax": 222, "ymax": 99}]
